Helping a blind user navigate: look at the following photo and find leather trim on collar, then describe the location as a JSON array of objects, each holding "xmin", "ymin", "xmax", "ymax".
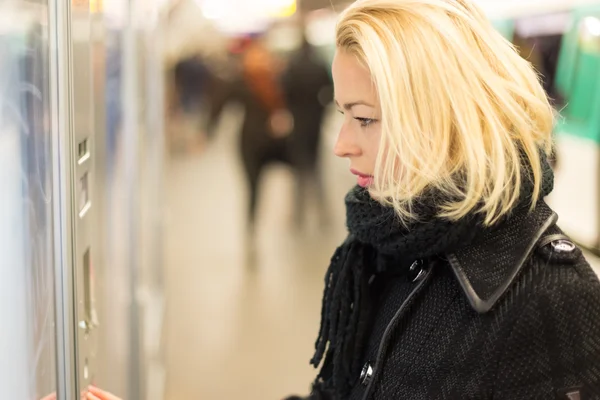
[{"xmin": 446, "ymin": 202, "xmax": 558, "ymax": 314}]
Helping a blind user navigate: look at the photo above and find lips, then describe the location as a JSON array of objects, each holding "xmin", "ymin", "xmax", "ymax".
[{"xmin": 350, "ymin": 169, "xmax": 374, "ymax": 188}]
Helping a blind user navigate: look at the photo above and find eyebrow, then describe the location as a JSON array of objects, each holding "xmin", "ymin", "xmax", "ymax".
[{"xmin": 334, "ymin": 100, "xmax": 375, "ymax": 110}]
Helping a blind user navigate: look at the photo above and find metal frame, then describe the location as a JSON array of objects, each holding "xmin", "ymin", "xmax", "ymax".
[
  {"xmin": 49, "ymin": 0, "xmax": 78, "ymax": 398},
  {"xmin": 69, "ymin": 0, "xmax": 99, "ymax": 393}
]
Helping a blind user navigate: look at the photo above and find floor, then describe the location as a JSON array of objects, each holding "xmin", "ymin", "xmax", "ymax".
[
  {"xmin": 162, "ymin": 108, "xmax": 600, "ymax": 400},
  {"xmin": 163, "ymin": 107, "xmax": 355, "ymax": 400}
]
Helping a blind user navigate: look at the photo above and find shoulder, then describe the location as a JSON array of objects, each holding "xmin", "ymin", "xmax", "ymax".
[
  {"xmin": 525, "ymin": 238, "xmax": 600, "ymax": 317},
  {"xmin": 446, "ymin": 201, "xmax": 600, "ymax": 315},
  {"xmin": 492, "ymin": 240, "xmax": 600, "ymax": 399},
  {"xmin": 496, "ymin": 239, "xmax": 600, "ymax": 399},
  {"xmin": 510, "ymin": 220, "xmax": 600, "ymax": 315}
]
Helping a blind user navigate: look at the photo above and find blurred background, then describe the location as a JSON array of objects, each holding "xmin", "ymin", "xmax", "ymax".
[{"xmin": 2, "ymin": 0, "xmax": 600, "ymax": 399}]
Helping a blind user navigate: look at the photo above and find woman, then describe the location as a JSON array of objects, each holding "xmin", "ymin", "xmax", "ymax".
[{"xmin": 285, "ymin": 0, "xmax": 600, "ymax": 399}]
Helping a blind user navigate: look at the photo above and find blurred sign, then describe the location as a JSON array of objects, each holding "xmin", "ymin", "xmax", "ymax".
[
  {"xmin": 103, "ymin": 0, "xmax": 127, "ymax": 28},
  {"xmin": 269, "ymin": 0, "xmax": 296, "ymax": 18},
  {"xmin": 90, "ymin": 0, "xmax": 103, "ymax": 13},
  {"xmin": 476, "ymin": 0, "xmax": 600, "ymax": 19},
  {"xmin": 196, "ymin": 0, "xmax": 296, "ymax": 33},
  {"xmin": 514, "ymin": 11, "xmax": 571, "ymax": 37}
]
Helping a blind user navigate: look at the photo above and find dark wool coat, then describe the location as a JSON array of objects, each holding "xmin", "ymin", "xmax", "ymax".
[{"xmin": 293, "ymin": 202, "xmax": 600, "ymax": 400}]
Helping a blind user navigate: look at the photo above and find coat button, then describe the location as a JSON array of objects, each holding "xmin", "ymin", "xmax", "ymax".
[
  {"xmin": 360, "ymin": 363, "xmax": 374, "ymax": 386},
  {"xmin": 551, "ymin": 239, "xmax": 576, "ymax": 253},
  {"xmin": 409, "ymin": 260, "xmax": 426, "ymax": 282}
]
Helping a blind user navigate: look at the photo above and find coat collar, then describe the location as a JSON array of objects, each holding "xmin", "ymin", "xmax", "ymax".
[{"xmin": 446, "ymin": 201, "xmax": 557, "ymax": 314}]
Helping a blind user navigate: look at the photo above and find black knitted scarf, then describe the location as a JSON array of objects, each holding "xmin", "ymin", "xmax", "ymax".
[{"xmin": 310, "ymin": 155, "xmax": 555, "ymax": 398}]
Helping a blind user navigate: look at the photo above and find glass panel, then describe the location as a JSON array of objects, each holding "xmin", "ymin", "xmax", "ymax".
[
  {"xmin": 91, "ymin": 3, "xmax": 132, "ymax": 398},
  {"xmin": 0, "ymin": 1, "xmax": 57, "ymax": 399},
  {"xmin": 90, "ymin": 1, "xmax": 167, "ymax": 398},
  {"xmin": 137, "ymin": 6, "xmax": 167, "ymax": 398}
]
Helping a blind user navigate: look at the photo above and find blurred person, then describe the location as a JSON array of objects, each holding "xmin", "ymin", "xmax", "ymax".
[
  {"xmin": 282, "ymin": 30, "xmax": 333, "ymax": 229},
  {"xmin": 206, "ymin": 35, "xmax": 293, "ymax": 259},
  {"xmin": 174, "ymin": 54, "xmax": 210, "ymax": 115},
  {"xmin": 283, "ymin": 1, "xmax": 600, "ymax": 400},
  {"xmin": 171, "ymin": 53, "xmax": 212, "ymax": 152}
]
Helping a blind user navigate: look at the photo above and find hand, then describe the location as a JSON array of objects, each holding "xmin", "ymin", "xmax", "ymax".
[
  {"xmin": 86, "ymin": 386, "xmax": 122, "ymax": 400},
  {"xmin": 39, "ymin": 389, "xmax": 93, "ymax": 400}
]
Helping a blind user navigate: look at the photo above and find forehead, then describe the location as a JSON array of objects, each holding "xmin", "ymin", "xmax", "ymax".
[{"xmin": 332, "ymin": 50, "xmax": 377, "ymax": 102}]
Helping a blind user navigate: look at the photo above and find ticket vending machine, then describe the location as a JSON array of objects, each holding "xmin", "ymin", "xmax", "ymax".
[
  {"xmin": 54, "ymin": 0, "xmax": 167, "ymax": 398},
  {"xmin": 0, "ymin": 1, "xmax": 165, "ymax": 398}
]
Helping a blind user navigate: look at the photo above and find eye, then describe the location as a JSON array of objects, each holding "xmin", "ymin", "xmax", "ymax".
[{"xmin": 355, "ymin": 117, "xmax": 376, "ymax": 127}]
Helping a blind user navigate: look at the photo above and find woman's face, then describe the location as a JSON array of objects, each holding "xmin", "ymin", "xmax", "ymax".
[{"xmin": 332, "ymin": 49, "xmax": 382, "ymax": 188}]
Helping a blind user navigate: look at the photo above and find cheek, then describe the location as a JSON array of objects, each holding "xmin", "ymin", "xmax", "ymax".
[{"xmin": 367, "ymin": 128, "xmax": 382, "ymax": 162}]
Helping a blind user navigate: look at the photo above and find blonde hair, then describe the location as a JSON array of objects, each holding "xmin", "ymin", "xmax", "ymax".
[{"xmin": 336, "ymin": 0, "xmax": 555, "ymax": 226}]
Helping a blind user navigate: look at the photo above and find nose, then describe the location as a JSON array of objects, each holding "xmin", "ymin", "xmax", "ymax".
[{"xmin": 334, "ymin": 125, "xmax": 361, "ymax": 159}]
